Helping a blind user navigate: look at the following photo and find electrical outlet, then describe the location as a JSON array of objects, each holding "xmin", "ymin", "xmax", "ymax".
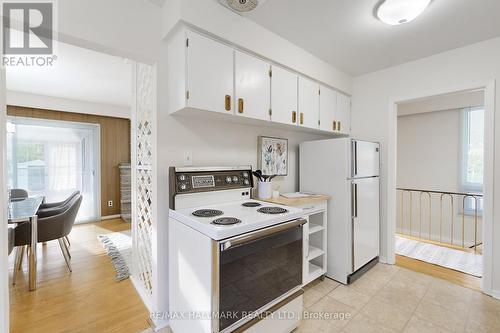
[
  {"xmin": 184, "ymin": 151, "xmax": 193, "ymax": 166},
  {"xmin": 108, "ymin": 200, "xmax": 113, "ymax": 207}
]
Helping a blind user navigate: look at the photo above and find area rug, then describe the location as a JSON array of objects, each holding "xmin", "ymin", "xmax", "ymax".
[
  {"xmin": 98, "ymin": 230, "xmax": 132, "ymax": 281},
  {"xmin": 395, "ymin": 236, "xmax": 482, "ymax": 277}
]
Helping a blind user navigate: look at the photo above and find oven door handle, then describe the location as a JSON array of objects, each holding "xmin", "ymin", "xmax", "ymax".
[{"xmin": 220, "ymin": 218, "xmax": 306, "ymax": 251}]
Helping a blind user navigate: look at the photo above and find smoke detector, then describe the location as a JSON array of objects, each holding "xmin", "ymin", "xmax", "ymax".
[{"xmin": 218, "ymin": 0, "xmax": 267, "ymax": 14}]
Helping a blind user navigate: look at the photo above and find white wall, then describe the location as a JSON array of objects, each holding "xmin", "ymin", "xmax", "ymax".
[
  {"xmin": 58, "ymin": 0, "xmax": 161, "ymax": 63},
  {"xmin": 161, "ymin": 0, "xmax": 352, "ymax": 94},
  {"xmin": 0, "ymin": 68, "xmax": 8, "ymax": 333},
  {"xmin": 352, "ymin": 36, "xmax": 500, "ymax": 295},
  {"xmin": 398, "ymin": 90, "xmax": 484, "ymax": 116},
  {"xmin": 397, "ymin": 110, "xmax": 461, "ymax": 191},
  {"xmin": 7, "ymin": 91, "xmax": 130, "ymax": 119}
]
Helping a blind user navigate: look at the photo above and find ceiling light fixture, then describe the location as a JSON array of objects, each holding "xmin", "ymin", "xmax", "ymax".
[{"xmin": 376, "ymin": 0, "xmax": 432, "ymax": 25}]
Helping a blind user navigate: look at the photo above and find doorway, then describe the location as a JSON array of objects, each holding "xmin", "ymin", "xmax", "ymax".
[
  {"xmin": 387, "ymin": 81, "xmax": 495, "ymax": 294},
  {"xmin": 6, "ymin": 117, "xmax": 100, "ymax": 222},
  {"xmin": 395, "ymin": 90, "xmax": 484, "ymax": 288}
]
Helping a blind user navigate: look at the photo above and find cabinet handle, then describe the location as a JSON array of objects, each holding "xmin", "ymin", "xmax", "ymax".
[
  {"xmin": 238, "ymin": 98, "xmax": 244, "ymax": 113},
  {"xmin": 332, "ymin": 121, "xmax": 336, "ymax": 131},
  {"xmin": 338, "ymin": 121, "xmax": 341, "ymax": 132},
  {"xmin": 300, "ymin": 112, "xmax": 304, "ymax": 125},
  {"xmin": 225, "ymin": 95, "xmax": 231, "ymax": 111},
  {"xmin": 292, "ymin": 111, "xmax": 297, "ymax": 123}
]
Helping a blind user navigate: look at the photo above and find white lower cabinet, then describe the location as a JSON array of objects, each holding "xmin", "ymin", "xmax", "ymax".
[{"xmin": 301, "ymin": 201, "xmax": 328, "ymax": 286}]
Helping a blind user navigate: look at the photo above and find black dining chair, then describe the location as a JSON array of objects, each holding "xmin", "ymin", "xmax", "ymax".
[
  {"xmin": 12, "ymin": 194, "xmax": 82, "ymax": 284},
  {"xmin": 10, "ymin": 189, "xmax": 28, "ymax": 200},
  {"xmin": 8, "ymin": 226, "xmax": 15, "ymax": 256},
  {"xmin": 38, "ymin": 190, "xmax": 80, "ymax": 212},
  {"xmin": 37, "ymin": 191, "xmax": 80, "ymax": 246}
]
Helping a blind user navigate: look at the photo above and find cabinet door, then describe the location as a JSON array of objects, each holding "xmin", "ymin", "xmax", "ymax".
[
  {"xmin": 319, "ymin": 85, "xmax": 337, "ymax": 132},
  {"xmin": 186, "ymin": 31, "xmax": 234, "ymax": 114},
  {"xmin": 271, "ymin": 66, "xmax": 298, "ymax": 125},
  {"xmin": 234, "ymin": 51, "xmax": 270, "ymax": 121},
  {"xmin": 298, "ymin": 77, "xmax": 320, "ymax": 129},
  {"xmin": 336, "ymin": 93, "xmax": 351, "ymax": 134}
]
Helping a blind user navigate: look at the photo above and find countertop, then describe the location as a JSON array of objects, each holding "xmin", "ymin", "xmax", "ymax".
[{"xmin": 260, "ymin": 194, "xmax": 330, "ymax": 207}]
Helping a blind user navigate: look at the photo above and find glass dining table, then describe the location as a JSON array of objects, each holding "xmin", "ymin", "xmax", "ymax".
[{"xmin": 8, "ymin": 196, "xmax": 44, "ymax": 291}]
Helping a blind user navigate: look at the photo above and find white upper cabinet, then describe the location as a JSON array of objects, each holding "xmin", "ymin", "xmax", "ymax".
[
  {"xmin": 271, "ymin": 66, "xmax": 298, "ymax": 126},
  {"xmin": 336, "ymin": 93, "xmax": 351, "ymax": 134},
  {"xmin": 298, "ymin": 77, "xmax": 320, "ymax": 129},
  {"xmin": 319, "ymin": 85, "xmax": 337, "ymax": 132},
  {"xmin": 234, "ymin": 51, "xmax": 271, "ymax": 121},
  {"xmin": 167, "ymin": 27, "xmax": 350, "ymax": 136},
  {"xmin": 186, "ymin": 31, "xmax": 234, "ymax": 114}
]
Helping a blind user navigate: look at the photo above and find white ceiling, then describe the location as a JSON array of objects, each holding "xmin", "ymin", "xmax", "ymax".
[
  {"xmin": 246, "ymin": 0, "xmax": 500, "ymax": 76},
  {"xmin": 6, "ymin": 42, "xmax": 131, "ymax": 107}
]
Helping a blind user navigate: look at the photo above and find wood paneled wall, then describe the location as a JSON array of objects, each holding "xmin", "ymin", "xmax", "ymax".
[{"xmin": 7, "ymin": 105, "xmax": 131, "ymax": 217}]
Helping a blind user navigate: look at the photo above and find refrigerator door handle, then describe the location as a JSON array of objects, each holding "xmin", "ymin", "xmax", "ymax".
[
  {"xmin": 354, "ymin": 183, "xmax": 358, "ymax": 218},
  {"xmin": 351, "ymin": 182, "xmax": 355, "ymax": 217},
  {"xmin": 351, "ymin": 140, "xmax": 358, "ymax": 177},
  {"xmin": 351, "ymin": 220, "xmax": 355, "ymax": 273},
  {"xmin": 351, "ymin": 182, "xmax": 358, "ymax": 273}
]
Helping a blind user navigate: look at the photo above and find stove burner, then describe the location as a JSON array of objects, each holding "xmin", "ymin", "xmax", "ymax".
[
  {"xmin": 257, "ymin": 207, "xmax": 289, "ymax": 214},
  {"xmin": 242, "ymin": 202, "xmax": 262, "ymax": 207},
  {"xmin": 212, "ymin": 217, "xmax": 242, "ymax": 225},
  {"xmin": 192, "ymin": 209, "xmax": 224, "ymax": 218}
]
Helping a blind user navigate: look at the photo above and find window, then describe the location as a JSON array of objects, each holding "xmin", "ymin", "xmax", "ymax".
[
  {"xmin": 7, "ymin": 117, "xmax": 100, "ymax": 222},
  {"xmin": 460, "ymin": 107, "xmax": 484, "ymax": 213}
]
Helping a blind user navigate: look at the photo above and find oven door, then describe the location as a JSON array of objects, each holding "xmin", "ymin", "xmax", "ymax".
[{"xmin": 214, "ymin": 219, "xmax": 305, "ymax": 332}]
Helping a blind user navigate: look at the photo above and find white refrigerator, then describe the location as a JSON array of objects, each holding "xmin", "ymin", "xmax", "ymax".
[{"xmin": 300, "ymin": 138, "xmax": 380, "ymax": 284}]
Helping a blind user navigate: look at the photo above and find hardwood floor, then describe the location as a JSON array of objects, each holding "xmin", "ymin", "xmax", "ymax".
[
  {"xmin": 395, "ymin": 254, "xmax": 482, "ymax": 291},
  {"xmin": 9, "ymin": 219, "xmax": 150, "ymax": 333}
]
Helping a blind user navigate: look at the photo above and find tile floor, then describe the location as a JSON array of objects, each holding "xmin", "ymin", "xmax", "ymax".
[
  {"xmin": 299, "ymin": 264, "xmax": 500, "ymax": 333},
  {"xmin": 145, "ymin": 263, "xmax": 500, "ymax": 333}
]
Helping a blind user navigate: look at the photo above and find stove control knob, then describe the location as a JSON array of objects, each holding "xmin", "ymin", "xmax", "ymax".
[
  {"xmin": 179, "ymin": 183, "xmax": 187, "ymax": 191},
  {"xmin": 232, "ymin": 176, "xmax": 239, "ymax": 183},
  {"xmin": 242, "ymin": 172, "xmax": 249, "ymax": 178},
  {"xmin": 178, "ymin": 174, "xmax": 187, "ymax": 181},
  {"xmin": 225, "ymin": 176, "xmax": 232, "ymax": 184},
  {"xmin": 243, "ymin": 179, "xmax": 250, "ymax": 186}
]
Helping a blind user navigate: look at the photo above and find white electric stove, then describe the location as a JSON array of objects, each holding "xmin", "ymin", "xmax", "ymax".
[
  {"xmin": 168, "ymin": 166, "xmax": 305, "ymax": 333},
  {"xmin": 170, "ymin": 199, "xmax": 304, "ymax": 240}
]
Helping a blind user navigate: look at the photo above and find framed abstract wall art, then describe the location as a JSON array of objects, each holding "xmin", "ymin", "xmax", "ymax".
[{"xmin": 258, "ymin": 136, "xmax": 288, "ymax": 176}]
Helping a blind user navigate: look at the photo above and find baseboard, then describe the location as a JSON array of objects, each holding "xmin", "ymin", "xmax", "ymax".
[
  {"xmin": 130, "ymin": 276, "xmax": 153, "ymax": 311},
  {"xmin": 148, "ymin": 317, "xmax": 170, "ymax": 332},
  {"xmin": 101, "ymin": 214, "xmax": 121, "ymax": 220},
  {"xmin": 488, "ymin": 289, "xmax": 500, "ymax": 300},
  {"xmin": 130, "ymin": 276, "xmax": 170, "ymax": 332}
]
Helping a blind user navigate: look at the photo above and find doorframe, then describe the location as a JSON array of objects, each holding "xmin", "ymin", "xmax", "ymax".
[
  {"xmin": 0, "ymin": 67, "xmax": 9, "ymax": 333},
  {"xmin": 386, "ymin": 80, "xmax": 495, "ymax": 295}
]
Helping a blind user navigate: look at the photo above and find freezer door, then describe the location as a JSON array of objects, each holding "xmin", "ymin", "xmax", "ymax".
[
  {"xmin": 351, "ymin": 140, "xmax": 380, "ymax": 178},
  {"xmin": 351, "ymin": 177, "xmax": 379, "ymax": 272}
]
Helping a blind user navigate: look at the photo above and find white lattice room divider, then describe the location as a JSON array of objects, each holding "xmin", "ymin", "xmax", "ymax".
[{"xmin": 131, "ymin": 62, "xmax": 157, "ymax": 309}]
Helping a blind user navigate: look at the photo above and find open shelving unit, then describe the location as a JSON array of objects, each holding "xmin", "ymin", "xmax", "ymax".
[{"xmin": 303, "ymin": 208, "xmax": 328, "ymax": 285}]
